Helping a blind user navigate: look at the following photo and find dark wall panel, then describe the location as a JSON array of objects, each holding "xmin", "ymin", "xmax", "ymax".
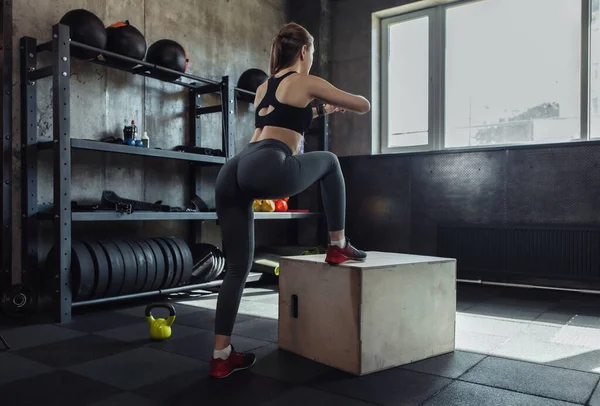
[
  {"xmin": 409, "ymin": 151, "xmax": 506, "ymax": 255},
  {"xmin": 340, "ymin": 156, "xmax": 410, "ymax": 252},
  {"xmin": 506, "ymin": 145, "xmax": 600, "ymax": 225},
  {"xmin": 341, "ymin": 141, "xmax": 600, "ymax": 262}
]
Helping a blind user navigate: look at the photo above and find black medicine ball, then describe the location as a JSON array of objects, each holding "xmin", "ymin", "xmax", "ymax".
[
  {"xmin": 237, "ymin": 68, "xmax": 268, "ymax": 102},
  {"xmin": 146, "ymin": 39, "xmax": 189, "ymax": 81},
  {"xmin": 59, "ymin": 9, "xmax": 107, "ymax": 60},
  {"xmin": 104, "ymin": 20, "xmax": 147, "ymax": 69}
]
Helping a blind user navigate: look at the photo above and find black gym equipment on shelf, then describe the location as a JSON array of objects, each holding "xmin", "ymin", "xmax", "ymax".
[{"xmin": 18, "ymin": 21, "xmax": 328, "ymax": 324}]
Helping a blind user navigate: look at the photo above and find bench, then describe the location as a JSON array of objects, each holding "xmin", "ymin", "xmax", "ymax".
[{"xmin": 278, "ymin": 251, "xmax": 457, "ymax": 375}]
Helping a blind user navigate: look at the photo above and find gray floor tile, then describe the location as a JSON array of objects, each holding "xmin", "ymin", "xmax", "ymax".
[
  {"xmin": 590, "ymin": 381, "xmax": 600, "ymax": 406},
  {"xmin": 67, "ymin": 346, "xmax": 206, "ymax": 390},
  {"xmin": 0, "ymin": 370, "xmax": 122, "ymax": 406},
  {"xmin": 402, "ymin": 350, "xmax": 486, "ymax": 379},
  {"xmin": 135, "ymin": 368, "xmax": 293, "ymax": 406},
  {"xmin": 63, "ymin": 311, "xmax": 142, "ymax": 333},
  {"xmin": 534, "ymin": 311, "xmax": 576, "ymax": 326},
  {"xmin": 174, "ymin": 307, "xmax": 255, "ymax": 330},
  {"xmin": 482, "ymin": 296, "xmax": 555, "ymax": 313},
  {"xmin": 95, "ymin": 321, "xmax": 200, "ymax": 344},
  {"xmin": 459, "ymin": 356, "xmax": 600, "ymax": 404},
  {"xmin": 232, "ymin": 317, "xmax": 278, "ymax": 342},
  {"xmin": 149, "ymin": 328, "xmax": 270, "ymax": 361},
  {"xmin": 456, "ymin": 313, "xmax": 529, "ymax": 337},
  {"xmin": 1, "ymin": 324, "xmax": 86, "ymax": 350},
  {"xmin": 117, "ymin": 302, "xmax": 201, "ymax": 318},
  {"xmin": 546, "ymin": 348, "xmax": 600, "ymax": 374},
  {"xmin": 552, "ymin": 325, "xmax": 600, "ymax": 349},
  {"xmin": 262, "ymin": 386, "xmax": 378, "ymax": 406},
  {"xmin": 249, "ymin": 344, "xmax": 334, "ymax": 384},
  {"xmin": 0, "ymin": 352, "xmax": 54, "ymax": 385},
  {"xmin": 517, "ymin": 322, "xmax": 563, "ymax": 341},
  {"xmin": 424, "ymin": 380, "xmax": 580, "ymax": 406},
  {"xmin": 533, "ymin": 310, "xmax": 575, "ymax": 327},
  {"xmin": 455, "ymin": 330, "xmax": 510, "ymax": 355},
  {"xmin": 491, "ymin": 335, "xmax": 589, "ymax": 364},
  {"xmin": 15, "ymin": 333, "xmax": 136, "ymax": 368},
  {"xmin": 312, "ymin": 367, "xmax": 452, "ymax": 406},
  {"xmin": 87, "ymin": 392, "xmax": 162, "ymax": 406},
  {"xmin": 462, "ymin": 303, "xmax": 542, "ymax": 321}
]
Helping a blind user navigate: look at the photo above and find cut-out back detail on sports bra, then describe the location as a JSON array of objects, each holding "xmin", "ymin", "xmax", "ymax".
[{"xmin": 255, "ymin": 71, "xmax": 313, "ymax": 134}]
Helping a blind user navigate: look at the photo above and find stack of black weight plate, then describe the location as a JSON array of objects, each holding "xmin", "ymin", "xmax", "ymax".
[
  {"xmin": 190, "ymin": 243, "xmax": 226, "ymax": 283},
  {"xmin": 45, "ymin": 236, "xmax": 194, "ymax": 301}
]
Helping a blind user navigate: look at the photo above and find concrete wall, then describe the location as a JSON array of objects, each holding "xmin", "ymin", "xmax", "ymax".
[
  {"xmin": 11, "ymin": 0, "xmax": 288, "ymax": 275},
  {"xmin": 329, "ymin": 0, "xmax": 418, "ymax": 156}
]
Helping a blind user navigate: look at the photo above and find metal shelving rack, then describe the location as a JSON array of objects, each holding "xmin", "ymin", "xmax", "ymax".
[{"xmin": 20, "ymin": 23, "xmax": 325, "ymax": 324}]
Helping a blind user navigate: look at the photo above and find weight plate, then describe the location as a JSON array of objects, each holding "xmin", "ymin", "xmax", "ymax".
[
  {"xmin": 169, "ymin": 236, "xmax": 193, "ymax": 286},
  {"xmin": 98, "ymin": 241, "xmax": 125, "ymax": 297},
  {"xmin": 71, "ymin": 240, "xmax": 96, "ymax": 301},
  {"xmin": 190, "ymin": 243, "xmax": 216, "ymax": 283},
  {"xmin": 146, "ymin": 239, "xmax": 165, "ymax": 291},
  {"xmin": 1, "ymin": 284, "xmax": 37, "ymax": 318},
  {"xmin": 159, "ymin": 237, "xmax": 182, "ymax": 288},
  {"xmin": 152, "ymin": 238, "xmax": 175, "ymax": 289},
  {"xmin": 138, "ymin": 240, "xmax": 157, "ymax": 292},
  {"xmin": 83, "ymin": 240, "xmax": 110, "ymax": 298},
  {"xmin": 205, "ymin": 246, "xmax": 222, "ymax": 282},
  {"xmin": 113, "ymin": 240, "xmax": 138, "ymax": 295},
  {"xmin": 125, "ymin": 240, "xmax": 147, "ymax": 293},
  {"xmin": 214, "ymin": 248, "xmax": 225, "ymax": 280}
]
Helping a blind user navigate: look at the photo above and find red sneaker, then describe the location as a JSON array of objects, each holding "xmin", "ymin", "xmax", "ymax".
[
  {"xmin": 209, "ymin": 346, "xmax": 256, "ymax": 379},
  {"xmin": 325, "ymin": 238, "xmax": 367, "ymax": 265}
]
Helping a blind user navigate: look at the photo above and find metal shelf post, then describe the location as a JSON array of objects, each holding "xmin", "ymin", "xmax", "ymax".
[
  {"xmin": 52, "ymin": 23, "xmax": 72, "ymax": 323},
  {"xmin": 20, "ymin": 37, "xmax": 38, "ymax": 293},
  {"xmin": 1, "ymin": 0, "xmax": 12, "ymax": 295}
]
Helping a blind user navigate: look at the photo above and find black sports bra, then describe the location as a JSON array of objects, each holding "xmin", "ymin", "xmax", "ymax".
[{"xmin": 255, "ymin": 71, "xmax": 313, "ymax": 134}]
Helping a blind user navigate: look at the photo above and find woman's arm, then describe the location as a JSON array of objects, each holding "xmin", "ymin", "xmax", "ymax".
[{"xmin": 305, "ymin": 76, "xmax": 370, "ymax": 114}]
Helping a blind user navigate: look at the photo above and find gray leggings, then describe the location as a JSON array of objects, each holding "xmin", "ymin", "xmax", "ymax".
[{"xmin": 214, "ymin": 138, "xmax": 345, "ymax": 336}]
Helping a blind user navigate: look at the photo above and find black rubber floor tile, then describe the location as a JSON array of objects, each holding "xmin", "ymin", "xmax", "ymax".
[
  {"xmin": 249, "ymin": 344, "xmax": 334, "ymax": 384},
  {"xmin": 424, "ymin": 380, "xmax": 580, "ymax": 406},
  {"xmin": 232, "ymin": 317, "xmax": 278, "ymax": 342},
  {"xmin": 66, "ymin": 346, "xmax": 205, "ymax": 390},
  {"xmin": 87, "ymin": 392, "xmax": 163, "ymax": 406},
  {"xmin": 460, "ymin": 356, "xmax": 599, "ymax": 404},
  {"xmin": 262, "ymin": 386, "xmax": 378, "ymax": 406},
  {"xmin": 15, "ymin": 333, "xmax": 136, "ymax": 368},
  {"xmin": 174, "ymin": 308, "xmax": 255, "ymax": 330},
  {"xmin": 0, "ymin": 352, "xmax": 54, "ymax": 385},
  {"xmin": 589, "ymin": 380, "xmax": 600, "ymax": 406},
  {"xmin": 135, "ymin": 368, "xmax": 294, "ymax": 406},
  {"xmin": 95, "ymin": 321, "xmax": 200, "ymax": 345},
  {"xmin": 117, "ymin": 302, "xmax": 201, "ymax": 318},
  {"xmin": 402, "ymin": 351, "xmax": 486, "ymax": 379},
  {"xmin": 312, "ymin": 367, "xmax": 452, "ymax": 406},
  {"xmin": 149, "ymin": 328, "xmax": 270, "ymax": 361},
  {"xmin": 0, "ymin": 370, "xmax": 122, "ymax": 406},
  {"xmin": 63, "ymin": 311, "xmax": 143, "ymax": 333},
  {"xmin": 1, "ymin": 323, "xmax": 85, "ymax": 350}
]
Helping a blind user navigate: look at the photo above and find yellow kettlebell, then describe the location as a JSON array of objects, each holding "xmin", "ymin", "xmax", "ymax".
[{"xmin": 145, "ymin": 303, "xmax": 176, "ymax": 340}]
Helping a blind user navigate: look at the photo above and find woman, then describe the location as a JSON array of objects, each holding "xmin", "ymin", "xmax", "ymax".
[{"xmin": 210, "ymin": 22, "xmax": 371, "ymax": 378}]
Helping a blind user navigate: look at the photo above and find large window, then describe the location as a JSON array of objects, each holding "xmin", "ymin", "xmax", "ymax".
[{"xmin": 381, "ymin": 0, "xmax": 591, "ymax": 152}]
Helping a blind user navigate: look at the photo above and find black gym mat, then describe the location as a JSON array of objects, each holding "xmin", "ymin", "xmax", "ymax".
[
  {"xmin": 83, "ymin": 240, "xmax": 110, "ymax": 299},
  {"xmin": 113, "ymin": 240, "xmax": 138, "ymax": 295},
  {"xmin": 98, "ymin": 241, "xmax": 125, "ymax": 297},
  {"xmin": 71, "ymin": 241, "xmax": 96, "ymax": 301},
  {"xmin": 125, "ymin": 240, "xmax": 147, "ymax": 294},
  {"xmin": 152, "ymin": 238, "xmax": 174, "ymax": 289},
  {"xmin": 137, "ymin": 240, "xmax": 157, "ymax": 292},
  {"xmin": 159, "ymin": 237, "xmax": 182, "ymax": 288},
  {"xmin": 145, "ymin": 239, "xmax": 165, "ymax": 291},
  {"xmin": 169, "ymin": 236, "xmax": 193, "ymax": 286}
]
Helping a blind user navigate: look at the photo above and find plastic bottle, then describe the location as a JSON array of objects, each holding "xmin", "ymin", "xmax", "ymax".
[{"xmin": 141, "ymin": 131, "xmax": 150, "ymax": 148}]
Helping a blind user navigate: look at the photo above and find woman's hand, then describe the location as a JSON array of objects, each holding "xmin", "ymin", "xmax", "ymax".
[{"xmin": 324, "ymin": 104, "xmax": 346, "ymax": 114}]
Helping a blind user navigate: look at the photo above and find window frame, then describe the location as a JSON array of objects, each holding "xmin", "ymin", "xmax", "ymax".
[{"xmin": 379, "ymin": 0, "xmax": 591, "ymax": 154}]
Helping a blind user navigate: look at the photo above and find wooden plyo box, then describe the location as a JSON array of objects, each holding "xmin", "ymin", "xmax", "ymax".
[{"xmin": 278, "ymin": 251, "xmax": 457, "ymax": 376}]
